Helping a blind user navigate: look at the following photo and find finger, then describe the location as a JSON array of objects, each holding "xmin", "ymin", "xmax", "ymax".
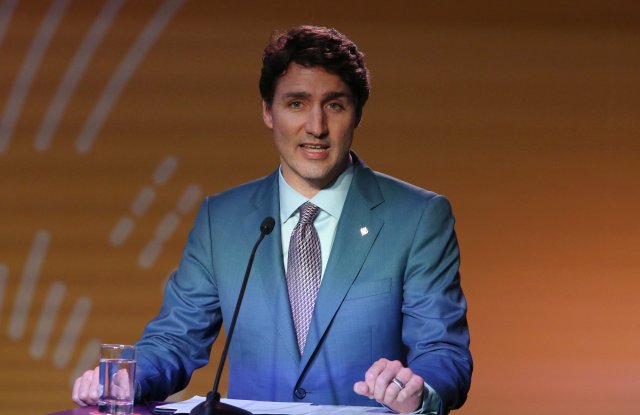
[
  {"xmin": 394, "ymin": 370, "xmax": 423, "ymax": 404},
  {"xmin": 353, "ymin": 381, "xmax": 370, "ymax": 397},
  {"xmin": 383, "ymin": 366, "xmax": 412, "ymax": 404},
  {"xmin": 72, "ymin": 369, "xmax": 95, "ymax": 406},
  {"xmin": 87, "ymin": 366, "xmax": 100, "ymax": 403},
  {"xmin": 71, "ymin": 376, "xmax": 85, "ymax": 406},
  {"xmin": 80, "ymin": 367, "xmax": 100, "ymax": 405},
  {"xmin": 114, "ymin": 368, "xmax": 130, "ymax": 386},
  {"xmin": 112, "ymin": 369, "xmax": 132, "ymax": 399},
  {"xmin": 372, "ymin": 360, "xmax": 402, "ymax": 402},
  {"xmin": 364, "ymin": 358, "xmax": 389, "ymax": 398}
]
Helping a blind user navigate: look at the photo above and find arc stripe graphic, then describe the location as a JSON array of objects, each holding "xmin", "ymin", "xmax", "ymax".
[
  {"xmin": 30, "ymin": 281, "xmax": 66, "ymax": 358},
  {"xmin": 131, "ymin": 186, "xmax": 156, "ymax": 217},
  {"xmin": 75, "ymin": 0, "xmax": 185, "ymax": 154},
  {"xmin": 0, "ymin": 264, "xmax": 7, "ymax": 323},
  {"xmin": 109, "ymin": 155, "xmax": 178, "ymax": 246},
  {"xmin": 155, "ymin": 212, "xmax": 180, "ymax": 241},
  {"xmin": 138, "ymin": 239, "xmax": 163, "ymax": 269},
  {"xmin": 34, "ymin": 0, "xmax": 126, "ymax": 152},
  {"xmin": 177, "ymin": 183, "xmax": 202, "ymax": 215},
  {"xmin": 0, "ymin": 0, "xmax": 18, "ymax": 48},
  {"xmin": 0, "ymin": 0, "xmax": 71, "ymax": 154},
  {"xmin": 8, "ymin": 230, "xmax": 51, "ymax": 340},
  {"xmin": 138, "ymin": 184, "xmax": 201, "ymax": 269},
  {"xmin": 109, "ymin": 216, "xmax": 135, "ymax": 246},
  {"xmin": 53, "ymin": 296, "xmax": 91, "ymax": 368},
  {"xmin": 153, "ymin": 155, "xmax": 178, "ymax": 185}
]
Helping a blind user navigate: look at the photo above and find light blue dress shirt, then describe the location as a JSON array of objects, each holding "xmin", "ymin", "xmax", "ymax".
[{"xmin": 279, "ymin": 164, "xmax": 354, "ymax": 277}]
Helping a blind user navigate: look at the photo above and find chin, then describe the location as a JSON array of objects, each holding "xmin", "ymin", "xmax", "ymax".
[{"xmin": 301, "ymin": 166, "xmax": 334, "ymax": 181}]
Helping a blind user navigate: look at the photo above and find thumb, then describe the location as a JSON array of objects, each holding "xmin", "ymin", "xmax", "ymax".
[{"xmin": 353, "ymin": 381, "xmax": 371, "ymax": 397}]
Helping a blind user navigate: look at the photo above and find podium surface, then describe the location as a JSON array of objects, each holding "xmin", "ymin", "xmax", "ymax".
[
  {"xmin": 48, "ymin": 405, "xmax": 156, "ymax": 415},
  {"xmin": 47, "ymin": 401, "xmax": 391, "ymax": 415}
]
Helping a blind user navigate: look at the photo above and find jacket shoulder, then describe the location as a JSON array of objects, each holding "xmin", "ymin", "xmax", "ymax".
[
  {"xmin": 204, "ymin": 172, "xmax": 276, "ymax": 209},
  {"xmin": 372, "ymin": 171, "xmax": 449, "ymax": 208}
]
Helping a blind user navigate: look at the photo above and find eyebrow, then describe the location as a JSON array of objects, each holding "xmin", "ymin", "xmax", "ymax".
[
  {"xmin": 324, "ymin": 91, "xmax": 352, "ymax": 101},
  {"xmin": 281, "ymin": 91, "xmax": 352, "ymax": 101},
  {"xmin": 282, "ymin": 91, "xmax": 311, "ymax": 100}
]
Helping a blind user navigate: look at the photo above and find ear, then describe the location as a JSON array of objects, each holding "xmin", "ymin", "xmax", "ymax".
[{"xmin": 262, "ymin": 100, "xmax": 273, "ymax": 129}]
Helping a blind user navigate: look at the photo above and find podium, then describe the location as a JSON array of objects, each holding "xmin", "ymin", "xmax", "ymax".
[
  {"xmin": 47, "ymin": 403, "xmax": 161, "ymax": 415},
  {"xmin": 47, "ymin": 400, "xmax": 391, "ymax": 415}
]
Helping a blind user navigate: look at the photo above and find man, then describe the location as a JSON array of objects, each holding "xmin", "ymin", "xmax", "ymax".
[{"xmin": 73, "ymin": 25, "xmax": 472, "ymax": 414}]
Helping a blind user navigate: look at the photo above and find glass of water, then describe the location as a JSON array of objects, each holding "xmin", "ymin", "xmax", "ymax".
[{"xmin": 98, "ymin": 344, "xmax": 136, "ymax": 415}]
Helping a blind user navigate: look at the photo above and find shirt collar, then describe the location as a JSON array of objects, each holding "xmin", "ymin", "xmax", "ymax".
[{"xmin": 279, "ymin": 162, "xmax": 354, "ymax": 224}]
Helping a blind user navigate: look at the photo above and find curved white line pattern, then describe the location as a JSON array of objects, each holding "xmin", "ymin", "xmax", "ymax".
[
  {"xmin": 53, "ymin": 296, "xmax": 92, "ymax": 368},
  {"xmin": 138, "ymin": 239, "xmax": 163, "ymax": 269},
  {"xmin": 30, "ymin": 282, "xmax": 66, "ymax": 358},
  {"xmin": 0, "ymin": 263, "xmax": 7, "ymax": 323},
  {"xmin": 138, "ymin": 184, "xmax": 202, "ymax": 269},
  {"xmin": 0, "ymin": 0, "xmax": 18, "ymax": 49},
  {"xmin": 8, "ymin": 230, "xmax": 51, "ymax": 340},
  {"xmin": 75, "ymin": 0, "xmax": 186, "ymax": 154},
  {"xmin": 34, "ymin": 0, "xmax": 126, "ymax": 152},
  {"xmin": 109, "ymin": 155, "xmax": 178, "ymax": 247},
  {"xmin": 177, "ymin": 184, "xmax": 202, "ymax": 215},
  {"xmin": 0, "ymin": 2, "xmax": 195, "ymax": 399},
  {"xmin": 109, "ymin": 216, "xmax": 135, "ymax": 246},
  {"xmin": 131, "ymin": 186, "xmax": 156, "ymax": 216},
  {"xmin": 154, "ymin": 155, "xmax": 178, "ymax": 185},
  {"xmin": 3, "ymin": 229, "xmax": 97, "ymax": 374},
  {"xmin": 109, "ymin": 185, "xmax": 158, "ymax": 245},
  {"xmin": 0, "ymin": 0, "xmax": 71, "ymax": 154},
  {"xmin": 156, "ymin": 212, "xmax": 181, "ymax": 241}
]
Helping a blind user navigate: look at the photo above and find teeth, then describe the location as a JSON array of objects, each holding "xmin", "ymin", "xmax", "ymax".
[{"xmin": 305, "ymin": 147, "xmax": 325, "ymax": 152}]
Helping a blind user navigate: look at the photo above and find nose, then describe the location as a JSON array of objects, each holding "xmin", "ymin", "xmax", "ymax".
[{"xmin": 305, "ymin": 106, "xmax": 328, "ymax": 138}]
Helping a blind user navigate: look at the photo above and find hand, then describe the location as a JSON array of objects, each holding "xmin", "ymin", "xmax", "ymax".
[
  {"xmin": 72, "ymin": 366, "xmax": 100, "ymax": 406},
  {"xmin": 111, "ymin": 368, "xmax": 132, "ymax": 399},
  {"xmin": 354, "ymin": 358, "xmax": 424, "ymax": 413}
]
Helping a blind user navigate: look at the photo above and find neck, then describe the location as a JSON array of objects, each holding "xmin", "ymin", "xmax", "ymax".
[{"xmin": 282, "ymin": 154, "xmax": 353, "ymax": 199}]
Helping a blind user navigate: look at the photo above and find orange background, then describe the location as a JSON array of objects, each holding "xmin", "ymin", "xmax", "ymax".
[{"xmin": 1, "ymin": 1, "xmax": 639, "ymax": 414}]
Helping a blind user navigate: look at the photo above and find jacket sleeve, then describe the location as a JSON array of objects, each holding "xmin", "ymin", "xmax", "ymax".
[
  {"xmin": 134, "ymin": 197, "xmax": 223, "ymax": 401},
  {"xmin": 402, "ymin": 195, "xmax": 472, "ymax": 413}
]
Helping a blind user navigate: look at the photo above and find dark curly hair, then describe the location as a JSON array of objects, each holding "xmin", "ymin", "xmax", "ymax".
[{"xmin": 259, "ymin": 25, "xmax": 371, "ymax": 122}]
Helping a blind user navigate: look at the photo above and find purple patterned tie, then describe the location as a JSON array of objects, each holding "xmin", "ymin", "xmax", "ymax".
[{"xmin": 286, "ymin": 202, "xmax": 322, "ymax": 355}]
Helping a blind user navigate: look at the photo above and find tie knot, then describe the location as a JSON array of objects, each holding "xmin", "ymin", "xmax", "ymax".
[{"xmin": 298, "ymin": 202, "xmax": 320, "ymax": 225}]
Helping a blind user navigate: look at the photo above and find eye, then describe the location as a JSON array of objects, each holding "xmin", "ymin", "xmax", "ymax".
[
  {"xmin": 327, "ymin": 102, "xmax": 344, "ymax": 111},
  {"xmin": 288, "ymin": 100, "xmax": 303, "ymax": 109}
]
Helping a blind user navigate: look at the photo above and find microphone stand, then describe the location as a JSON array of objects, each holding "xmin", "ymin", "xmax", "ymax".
[{"xmin": 190, "ymin": 218, "xmax": 275, "ymax": 415}]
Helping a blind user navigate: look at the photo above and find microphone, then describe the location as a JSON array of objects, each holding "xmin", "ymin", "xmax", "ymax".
[{"xmin": 190, "ymin": 217, "xmax": 276, "ymax": 415}]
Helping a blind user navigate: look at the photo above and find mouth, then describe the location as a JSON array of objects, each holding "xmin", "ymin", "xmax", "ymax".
[
  {"xmin": 299, "ymin": 143, "xmax": 329, "ymax": 160},
  {"xmin": 300, "ymin": 143, "xmax": 328, "ymax": 153}
]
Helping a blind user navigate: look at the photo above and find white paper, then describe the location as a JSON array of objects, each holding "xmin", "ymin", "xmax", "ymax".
[
  {"xmin": 154, "ymin": 396, "xmax": 314, "ymax": 414},
  {"xmin": 154, "ymin": 395, "xmax": 205, "ymax": 413},
  {"xmin": 222, "ymin": 398, "xmax": 316, "ymax": 414},
  {"xmin": 154, "ymin": 396, "xmax": 392, "ymax": 414}
]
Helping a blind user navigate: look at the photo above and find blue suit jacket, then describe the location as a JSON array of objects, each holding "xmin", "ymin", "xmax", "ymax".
[{"xmin": 135, "ymin": 155, "xmax": 472, "ymax": 413}]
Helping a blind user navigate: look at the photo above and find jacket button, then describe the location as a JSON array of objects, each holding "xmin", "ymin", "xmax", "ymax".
[{"xmin": 294, "ymin": 387, "xmax": 306, "ymax": 399}]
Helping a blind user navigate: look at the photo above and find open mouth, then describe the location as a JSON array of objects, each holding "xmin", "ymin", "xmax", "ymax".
[{"xmin": 300, "ymin": 144, "xmax": 328, "ymax": 153}]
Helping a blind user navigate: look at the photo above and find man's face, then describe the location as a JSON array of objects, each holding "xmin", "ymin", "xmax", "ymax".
[{"xmin": 262, "ymin": 63, "xmax": 357, "ymax": 198}]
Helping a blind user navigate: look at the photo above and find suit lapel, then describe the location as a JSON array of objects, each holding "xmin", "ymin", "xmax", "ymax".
[
  {"xmin": 298, "ymin": 158, "xmax": 384, "ymax": 375},
  {"xmin": 245, "ymin": 171, "xmax": 300, "ymax": 363}
]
